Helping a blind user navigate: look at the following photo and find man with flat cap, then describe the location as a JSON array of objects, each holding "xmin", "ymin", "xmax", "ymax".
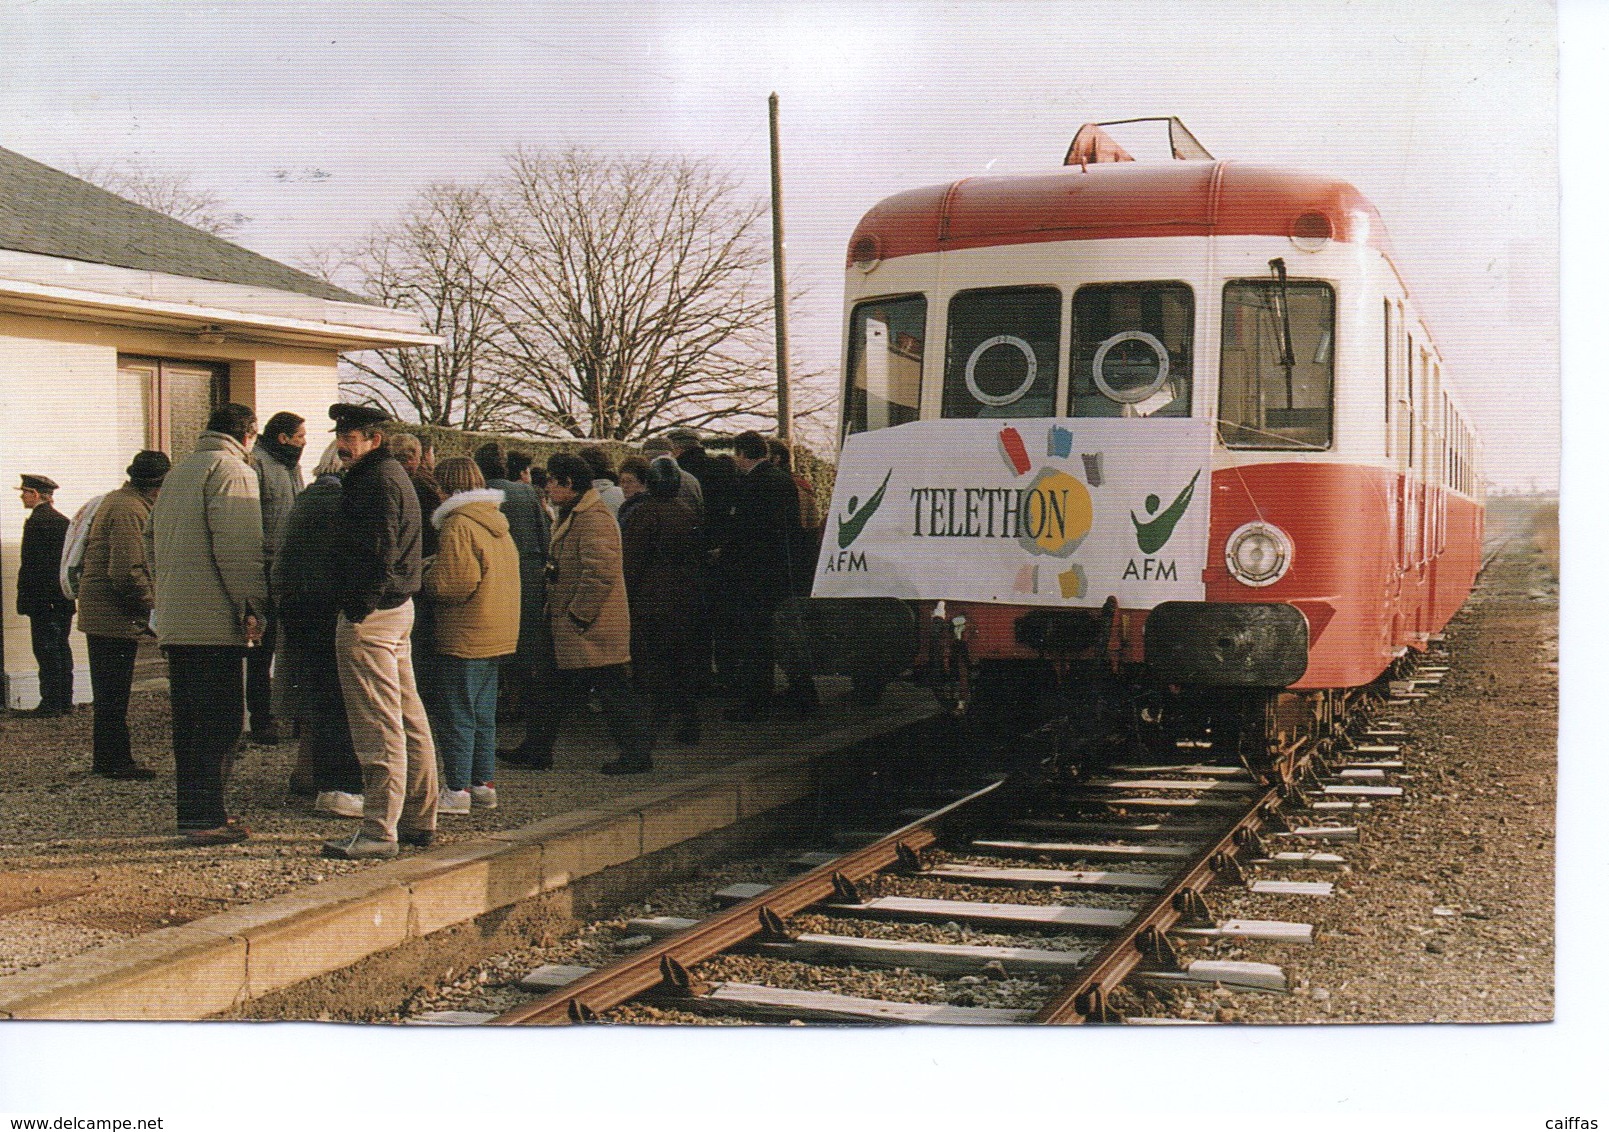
[
  {"xmin": 77, "ymin": 451, "xmax": 170, "ymax": 779},
  {"xmin": 323, "ymin": 403, "xmax": 438, "ymax": 860},
  {"xmin": 17, "ymin": 474, "xmax": 74, "ymax": 717}
]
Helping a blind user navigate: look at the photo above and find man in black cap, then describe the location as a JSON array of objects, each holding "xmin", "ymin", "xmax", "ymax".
[
  {"xmin": 77, "ymin": 451, "xmax": 170, "ymax": 778},
  {"xmin": 17, "ymin": 474, "xmax": 74, "ymax": 717},
  {"xmin": 323, "ymin": 403, "xmax": 437, "ymax": 860}
]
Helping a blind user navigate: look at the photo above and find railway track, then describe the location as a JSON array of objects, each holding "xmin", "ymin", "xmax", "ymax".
[{"xmin": 460, "ymin": 679, "xmax": 1437, "ymax": 1026}]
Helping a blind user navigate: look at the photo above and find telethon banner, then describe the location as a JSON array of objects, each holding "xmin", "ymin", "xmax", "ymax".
[{"xmin": 813, "ymin": 418, "xmax": 1214, "ymax": 609}]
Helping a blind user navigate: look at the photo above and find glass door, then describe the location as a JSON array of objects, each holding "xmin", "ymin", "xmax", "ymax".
[{"xmin": 116, "ymin": 356, "xmax": 229, "ymax": 458}]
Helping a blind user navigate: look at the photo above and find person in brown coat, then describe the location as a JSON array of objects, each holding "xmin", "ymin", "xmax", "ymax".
[
  {"xmin": 512, "ymin": 453, "xmax": 652, "ymax": 775},
  {"xmin": 76, "ymin": 451, "xmax": 170, "ymax": 779},
  {"xmin": 424, "ymin": 457, "xmax": 521, "ymax": 813},
  {"xmin": 621, "ymin": 456, "xmax": 704, "ymax": 745}
]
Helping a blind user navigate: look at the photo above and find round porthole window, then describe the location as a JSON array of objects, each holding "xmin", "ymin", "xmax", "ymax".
[
  {"xmin": 964, "ymin": 334, "xmax": 1038, "ymax": 406},
  {"xmin": 1092, "ymin": 330, "xmax": 1170, "ymax": 404}
]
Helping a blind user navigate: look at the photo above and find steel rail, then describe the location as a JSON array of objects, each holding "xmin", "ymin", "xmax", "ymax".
[
  {"xmin": 1030, "ymin": 784, "xmax": 1284, "ymax": 1023},
  {"xmin": 490, "ymin": 778, "xmax": 1007, "ymax": 1025},
  {"xmin": 1478, "ymin": 536, "xmax": 1511, "ymax": 578}
]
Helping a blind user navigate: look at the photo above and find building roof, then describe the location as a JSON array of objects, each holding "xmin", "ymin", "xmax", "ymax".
[
  {"xmin": 847, "ymin": 161, "xmax": 1389, "ymax": 266},
  {"xmin": 0, "ymin": 145, "xmax": 368, "ymax": 305}
]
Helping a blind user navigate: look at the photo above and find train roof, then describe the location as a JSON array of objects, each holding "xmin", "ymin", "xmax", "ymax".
[{"xmin": 846, "ymin": 161, "xmax": 1390, "ymax": 267}]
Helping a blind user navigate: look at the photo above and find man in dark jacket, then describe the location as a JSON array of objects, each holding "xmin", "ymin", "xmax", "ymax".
[
  {"xmin": 388, "ymin": 433, "xmax": 446, "ymax": 556},
  {"xmin": 622, "ymin": 456, "xmax": 704, "ymax": 744},
  {"xmin": 17, "ymin": 474, "xmax": 75, "ymax": 717},
  {"xmin": 665, "ymin": 428, "xmax": 735, "ymax": 544},
  {"xmin": 323, "ymin": 404, "xmax": 437, "ymax": 860},
  {"xmin": 246, "ymin": 410, "xmax": 306, "ymax": 745},
  {"xmin": 717, "ymin": 433, "xmax": 802, "ymax": 720},
  {"xmin": 274, "ymin": 444, "xmax": 365, "ymax": 816}
]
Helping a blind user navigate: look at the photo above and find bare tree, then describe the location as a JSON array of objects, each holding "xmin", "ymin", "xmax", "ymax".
[
  {"xmin": 73, "ymin": 159, "xmax": 248, "ymax": 237},
  {"xmin": 479, "ymin": 147, "xmax": 779, "ymax": 441},
  {"xmin": 322, "ymin": 183, "xmax": 523, "ymax": 431}
]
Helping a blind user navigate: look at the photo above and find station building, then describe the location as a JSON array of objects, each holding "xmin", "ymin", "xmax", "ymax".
[{"xmin": 0, "ymin": 146, "xmax": 435, "ymax": 708}]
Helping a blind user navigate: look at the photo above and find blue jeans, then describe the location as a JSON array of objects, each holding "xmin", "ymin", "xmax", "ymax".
[{"xmin": 436, "ymin": 654, "xmax": 499, "ymax": 791}]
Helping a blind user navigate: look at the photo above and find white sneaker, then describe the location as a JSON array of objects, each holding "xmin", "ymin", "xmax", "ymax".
[
  {"xmin": 438, "ymin": 787, "xmax": 472, "ymax": 815},
  {"xmin": 315, "ymin": 790, "xmax": 364, "ymax": 819},
  {"xmin": 468, "ymin": 783, "xmax": 498, "ymax": 810}
]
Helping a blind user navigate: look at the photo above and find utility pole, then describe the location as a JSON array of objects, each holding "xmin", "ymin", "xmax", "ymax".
[{"xmin": 768, "ymin": 91, "xmax": 792, "ymax": 445}]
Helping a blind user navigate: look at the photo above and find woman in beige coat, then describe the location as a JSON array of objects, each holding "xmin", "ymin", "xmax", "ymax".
[
  {"xmin": 507, "ymin": 453, "xmax": 652, "ymax": 775},
  {"xmin": 423, "ymin": 458, "xmax": 520, "ymax": 812}
]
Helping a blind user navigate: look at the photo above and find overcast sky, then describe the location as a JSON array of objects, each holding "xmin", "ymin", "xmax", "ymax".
[{"xmin": 1, "ymin": 0, "xmax": 1557, "ymax": 487}]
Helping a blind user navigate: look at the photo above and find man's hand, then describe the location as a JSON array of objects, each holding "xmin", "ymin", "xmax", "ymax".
[{"xmin": 244, "ymin": 613, "xmax": 265, "ymax": 646}]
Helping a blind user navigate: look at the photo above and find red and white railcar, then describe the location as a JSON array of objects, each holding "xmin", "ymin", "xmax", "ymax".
[{"xmin": 814, "ymin": 120, "xmax": 1482, "ymax": 734}]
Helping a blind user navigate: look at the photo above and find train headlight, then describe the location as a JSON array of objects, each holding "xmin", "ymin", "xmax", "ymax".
[
  {"xmin": 1225, "ymin": 521, "xmax": 1293, "ymax": 587},
  {"xmin": 1290, "ymin": 210, "xmax": 1333, "ymax": 253},
  {"xmin": 849, "ymin": 234, "xmax": 882, "ymax": 273}
]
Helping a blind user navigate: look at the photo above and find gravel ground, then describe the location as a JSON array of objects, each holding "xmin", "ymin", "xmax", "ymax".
[
  {"xmin": 386, "ymin": 529, "xmax": 1556, "ymax": 1028},
  {"xmin": 1122, "ymin": 532, "xmax": 1557, "ymax": 1024},
  {"xmin": 0, "ymin": 673, "xmax": 912, "ymax": 977}
]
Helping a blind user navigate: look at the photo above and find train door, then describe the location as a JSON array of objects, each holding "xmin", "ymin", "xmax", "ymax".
[
  {"xmin": 1418, "ymin": 347, "xmax": 1435, "ymax": 573},
  {"xmin": 1398, "ymin": 325, "xmax": 1416, "ymax": 577}
]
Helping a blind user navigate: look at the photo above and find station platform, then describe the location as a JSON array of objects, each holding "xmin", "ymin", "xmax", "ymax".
[{"xmin": 0, "ymin": 677, "xmax": 939, "ymax": 1019}]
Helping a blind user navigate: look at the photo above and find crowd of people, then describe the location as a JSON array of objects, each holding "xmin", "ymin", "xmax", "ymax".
[{"xmin": 14, "ymin": 404, "xmax": 825, "ymax": 858}]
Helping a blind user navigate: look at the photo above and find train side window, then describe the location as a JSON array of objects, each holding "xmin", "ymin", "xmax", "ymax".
[
  {"xmin": 845, "ymin": 295, "xmax": 926, "ymax": 436},
  {"xmin": 940, "ymin": 286, "xmax": 1060, "ymax": 420},
  {"xmin": 1070, "ymin": 282, "xmax": 1194, "ymax": 418},
  {"xmin": 1218, "ymin": 279, "xmax": 1336, "ymax": 450}
]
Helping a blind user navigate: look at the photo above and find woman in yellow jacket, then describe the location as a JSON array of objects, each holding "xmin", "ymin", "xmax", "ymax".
[{"xmin": 423, "ymin": 458, "xmax": 521, "ymax": 813}]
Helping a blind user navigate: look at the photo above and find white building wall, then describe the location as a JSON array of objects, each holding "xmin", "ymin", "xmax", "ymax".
[
  {"xmin": 0, "ymin": 322, "xmax": 126, "ymax": 706},
  {"xmin": 252, "ymin": 359, "xmax": 343, "ymax": 464},
  {"xmin": 0, "ymin": 311, "xmax": 341, "ymax": 707}
]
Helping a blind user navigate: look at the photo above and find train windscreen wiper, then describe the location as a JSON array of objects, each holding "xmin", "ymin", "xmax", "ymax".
[{"xmin": 1268, "ymin": 257, "xmax": 1297, "ymax": 408}]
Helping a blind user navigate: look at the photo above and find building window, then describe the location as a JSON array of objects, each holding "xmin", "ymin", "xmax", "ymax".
[
  {"xmin": 117, "ymin": 356, "xmax": 229, "ymax": 458},
  {"xmin": 845, "ymin": 295, "xmax": 926, "ymax": 435}
]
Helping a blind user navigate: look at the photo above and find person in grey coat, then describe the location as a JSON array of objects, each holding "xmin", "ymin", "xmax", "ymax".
[
  {"xmin": 247, "ymin": 411, "xmax": 306, "ymax": 745},
  {"xmin": 145, "ymin": 404, "xmax": 267, "ymax": 845}
]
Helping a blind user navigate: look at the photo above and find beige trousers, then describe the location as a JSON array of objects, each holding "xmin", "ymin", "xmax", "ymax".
[{"xmin": 336, "ymin": 601, "xmax": 438, "ymax": 841}]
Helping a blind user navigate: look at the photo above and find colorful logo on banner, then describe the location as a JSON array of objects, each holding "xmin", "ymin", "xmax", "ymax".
[
  {"xmin": 995, "ymin": 424, "xmax": 1095, "ymax": 597},
  {"xmin": 815, "ymin": 418, "xmax": 1210, "ymax": 607}
]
